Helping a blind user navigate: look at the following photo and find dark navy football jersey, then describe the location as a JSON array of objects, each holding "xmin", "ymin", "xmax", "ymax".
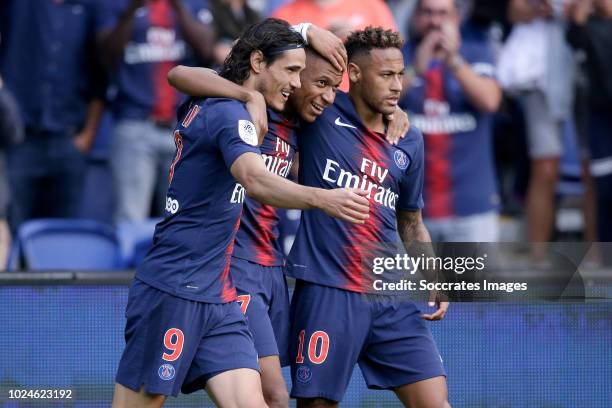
[
  {"xmin": 286, "ymin": 91, "xmax": 425, "ymax": 292},
  {"xmin": 136, "ymin": 97, "xmax": 260, "ymax": 303},
  {"xmin": 232, "ymin": 109, "xmax": 299, "ymax": 266}
]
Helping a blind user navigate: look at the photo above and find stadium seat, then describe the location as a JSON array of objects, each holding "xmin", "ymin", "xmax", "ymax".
[
  {"xmin": 16, "ymin": 219, "xmax": 123, "ymax": 270},
  {"xmin": 116, "ymin": 218, "xmax": 160, "ymax": 268}
]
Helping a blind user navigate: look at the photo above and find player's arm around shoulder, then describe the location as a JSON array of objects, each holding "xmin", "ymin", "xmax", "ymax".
[
  {"xmin": 168, "ymin": 65, "xmax": 268, "ymax": 138},
  {"xmin": 230, "ymin": 152, "xmax": 370, "ymax": 224},
  {"xmin": 385, "ymin": 106, "xmax": 411, "ymax": 145}
]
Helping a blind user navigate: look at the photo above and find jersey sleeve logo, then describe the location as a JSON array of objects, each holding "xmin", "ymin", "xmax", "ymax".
[
  {"xmin": 238, "ymin": 120, "xmax": 258, "ymax": 146},
  {"xmin": 394, "ymin": 150, "xmax": 409, "ymax": 170}
]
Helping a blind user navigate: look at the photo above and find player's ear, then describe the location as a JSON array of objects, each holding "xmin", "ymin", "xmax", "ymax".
[
  {"xmin": 250, "ymin": 50, "xmax": 265, "ymax": 74},
  {"xmin": 348, "ymin": 62, "xmax": 361, "ymax": 84}
]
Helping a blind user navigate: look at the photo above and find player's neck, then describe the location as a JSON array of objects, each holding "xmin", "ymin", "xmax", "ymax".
[
  {"xmin": 349, "ymin": 92, "xmax": 385, "ymax": 133},
  {"xmin": 242, "ymin": 76, "xmax": 259, "ymax": 94}
]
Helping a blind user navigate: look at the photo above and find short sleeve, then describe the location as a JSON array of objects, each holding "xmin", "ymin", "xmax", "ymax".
[
  {"xmin": 206, "ymin": 101, "xmax": 261, "ymax": 169},
  {"xmin": 396, "ymin": 128, "xmax": 425, "ymax": 211}
]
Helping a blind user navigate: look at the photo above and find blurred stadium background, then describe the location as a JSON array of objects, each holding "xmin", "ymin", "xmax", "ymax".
[{"xmin": 1, "ymin": 0, "xmax": 611, "ymax": 406}]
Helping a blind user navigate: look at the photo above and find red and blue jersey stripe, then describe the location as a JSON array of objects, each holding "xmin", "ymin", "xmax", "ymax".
[
  {"xmin": 286, "ymin": 92, "xmax": 425, "ymax": 292},
  {"xmin": 232, "ymin": 110, "xmax": 299, "ymax": 266}
]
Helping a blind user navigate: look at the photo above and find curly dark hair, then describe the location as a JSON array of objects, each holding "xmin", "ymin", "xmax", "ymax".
[
  {"xmin": 345, "ymin": 26, "xmax": 404, "ymax": 62},
  {"xmin": 220, "ymin": 18, "xmax": 305, "ymax": 84}
]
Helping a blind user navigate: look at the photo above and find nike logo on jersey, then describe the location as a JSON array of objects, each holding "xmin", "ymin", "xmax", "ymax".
[{"xmin": 334, "ymin": 117, "xmax": 357, "ymax": 129}]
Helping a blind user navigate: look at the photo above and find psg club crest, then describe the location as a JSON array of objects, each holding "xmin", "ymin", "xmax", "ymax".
[
  {"xmin": 158, "ymin": 364, "xmax": 176, "ymax": 381},
  {"xmin": 394, "ymin": 150, "xmax": 409, "ymax": 170},
  {"xmin": 296, "ymin": 365, "xmax": 312, "ymax": 384}
]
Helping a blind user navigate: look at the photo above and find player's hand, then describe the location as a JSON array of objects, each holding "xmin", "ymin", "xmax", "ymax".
[
  {"xmin": 421, "ymin": 290, "xmax": 449, "ymax": 321},
  {"xmin": 306, "ymin": 25, "xmax": 347, "ymax": 72},
  {"xmin": 245, "ymin": 90, "xmax": 268, "ymax": 144},
  {"xmin": 318, "ymin": 188, "xmax": 370, "ymax": 224},
  {"xmin": 385, "ymin": 107, "xmax": 410, "ymax": 145}
]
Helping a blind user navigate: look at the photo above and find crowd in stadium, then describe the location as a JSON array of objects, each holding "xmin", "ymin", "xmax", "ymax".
[
  {"xmin": 1, "ymin": 1, "xmax": 611, "ymax": 407},
  {"xmin": 1, "ymin": 0, "xmax": 612, "ymax": 269}
]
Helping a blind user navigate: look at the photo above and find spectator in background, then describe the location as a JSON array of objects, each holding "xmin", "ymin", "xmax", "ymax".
[
  {"xmin": 273, "ymin": 0, "xmax": 397, "ymax": 90},
  {"xmin": 505, "ymin": 0, "xmax": 577, "ymax": 248},
  {"xmin": 98, "ymin": 0, "xmax": 215, "ymax": 223},
  {"xmin": 210, "ymin": 0, "xmax": 261, "ymax": 65},
  {"xmin": 566, "ymin": 0, "xmax": 612, "ymax": 250},
  {"xmin": 272, "ymin": 0, "xmax": 397, "ymax": 38},
  {"xmin": 262, "ymin": 0, "xmax": 291, "ymax": 16},
  {"xmin": 387, "ymin": 0, "xmax": 420, "ymax": 40},
  {"xmin": 0, "ymin": 77, "xmax": 23, "ymax": 269},
  {"xmin": 399, "ymin": 0, "xmax": 502, "ymax": 242},
  {"xmin": 0, "ymin": 0, "xmax": 105, "ymax": 230}
]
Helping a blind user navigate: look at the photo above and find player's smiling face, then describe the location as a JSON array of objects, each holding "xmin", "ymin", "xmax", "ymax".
[
  {"xmin": 358, "ymin": 48, "xmax": 404, "ymax": 116},
  {"xmin": 258, "ymin": 48, "xmax": 306, "ymax": 112},
  {"xmin": 290, "ymin": 52, "xmax": 343, "ymax": 123}
]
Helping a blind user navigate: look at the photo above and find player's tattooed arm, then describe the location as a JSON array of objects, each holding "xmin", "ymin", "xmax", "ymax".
[
  {"xmin": 384, "ymin": 107, "xmax": 410, "ymax": 145},
  {"xmin": 168, "ymin": 66, "xmax": 268, "ymax": 138},
  {"xmin": 232, "ymin": 152, "xmax": 370, "ymax": 224},
  {"xmin": 396, "ymin": 209, "xmax": 430, "ymax": 244},
  {"xmin": 397, "ymin": 210, "xmax": 449, "ymax": 320}
]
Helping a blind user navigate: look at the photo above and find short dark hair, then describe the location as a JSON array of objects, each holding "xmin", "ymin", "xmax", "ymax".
[
  {"xmin": 220, "ymin": 18, "xmax": 305, "ymax": 84},
  {"xmin": 345, "ymin": 26, "xmax": 404, "ymax": 62}
]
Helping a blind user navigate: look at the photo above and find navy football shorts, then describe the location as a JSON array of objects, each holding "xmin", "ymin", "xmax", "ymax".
[
  {"xmin": 115, "ymin": 279, "xmax": 259, "ymax": 397},
  {"xmin": 289, "ymin": 280, "xmax": 446, "ymax": 402},
  {"xmin": 230, "ymin": 257, "xmax": 290, "ymax": 366}
]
